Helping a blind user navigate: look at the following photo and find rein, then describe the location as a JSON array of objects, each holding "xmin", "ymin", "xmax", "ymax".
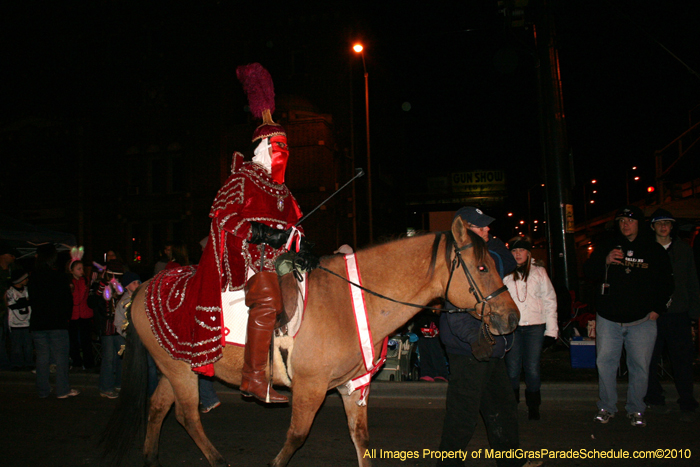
[{"xmin": 316, "ymin": 233, "xmax": 508, "ymax": 323}]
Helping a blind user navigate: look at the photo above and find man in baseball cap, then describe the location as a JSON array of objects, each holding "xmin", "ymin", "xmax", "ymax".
[
  {"xmin": 453, "ymin": 206, "xmax": 496, "ymax": 244},
  {"xmin": 614, "ymin": 205, "xmax": 644, "ymax": 222},
  {"xmin": 645, "ymin": 208, "xmax": 699, "ymax": 420}
]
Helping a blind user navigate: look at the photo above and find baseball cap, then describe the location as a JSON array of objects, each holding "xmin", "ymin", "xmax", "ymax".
[
  {"xmin": 650, "ymin": 208, "xmax": 675, "ymax": 224},
  {"xmin": 120, "ymin": 271, "xmax": 141, "ymax": 287},
  {"xmin": 454, "ymin": 207, "xmax": 495, "ymax": 228},
  {"xmin": 614, "ymin": 205, "xmax": 644, "ymax": 221}
]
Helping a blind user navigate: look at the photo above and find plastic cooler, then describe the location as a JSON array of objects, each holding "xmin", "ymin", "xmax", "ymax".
[{"xmin": 570, "ymin": 337, "xmax": 596, "ymax": 369}]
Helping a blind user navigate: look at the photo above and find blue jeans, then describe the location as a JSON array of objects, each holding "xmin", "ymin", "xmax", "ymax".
[
  {"xmin": 99, "ymin": 334, "xmax": 125, "ymax": 392},
  {"xmin": 10, "ymin": 327, "xmax": 34, "ymax": 368},
  {"xmin": 596, "ymin": 314, "xmax": 657, "ymax": 415},
  {"xmin": 33, "ymin": 330, "xmax": 71, "ymax": 398},
  {"xmin": 505, "ymin": 324, "xmax": 545, "ymax": 393},
  {"xmin": 199, "ymin": 376, "xmax": 220, "ymax": 407}
]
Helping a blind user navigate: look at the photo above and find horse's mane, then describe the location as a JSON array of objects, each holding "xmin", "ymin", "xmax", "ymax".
[{"xmin": 428, "ymin": 229, "xmax": 487, "ymax": 276}]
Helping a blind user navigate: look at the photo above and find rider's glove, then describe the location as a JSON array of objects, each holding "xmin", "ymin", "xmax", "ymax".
[
  {"xmin": 470, "ymin": 332, "xmax": 493, "ymax": 362},
  {"xmin": 294, "ymin": 238, "xmax": 319, "ymax": 271},
  {"xmin": 249, "ymin": 222, "xmax": 290, "ymax": 249}
]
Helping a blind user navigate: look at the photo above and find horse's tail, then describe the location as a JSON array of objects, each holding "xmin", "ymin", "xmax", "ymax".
[{"xmin": 99, "ymin": 286, "xmax": 149, "ymax": 465}]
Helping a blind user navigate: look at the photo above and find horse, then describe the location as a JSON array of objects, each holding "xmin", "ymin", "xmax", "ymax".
[{"xmin": 101, "ymin": 215, "xmax": 520, "ymax": 467}]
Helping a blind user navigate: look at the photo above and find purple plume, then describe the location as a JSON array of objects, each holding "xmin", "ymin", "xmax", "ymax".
[{"xmin": 236, "ymin": 63, "xmax": 275, "ymax": 119}]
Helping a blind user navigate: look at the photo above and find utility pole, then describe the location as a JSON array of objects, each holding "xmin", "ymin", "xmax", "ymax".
[{"xmin": 533, "ymin": 0, "xmax": 578, "ymax": 292}]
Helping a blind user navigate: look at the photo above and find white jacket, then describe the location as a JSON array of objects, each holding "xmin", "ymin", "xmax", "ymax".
[{"xmin": 503, "ymin": 261, "xmax": 558, "ymax": 338}]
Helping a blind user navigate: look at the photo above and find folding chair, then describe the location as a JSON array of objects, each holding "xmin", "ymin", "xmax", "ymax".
[{"xmin": 558, "ymin": 290, "xmax": 588, "ymax": 348}]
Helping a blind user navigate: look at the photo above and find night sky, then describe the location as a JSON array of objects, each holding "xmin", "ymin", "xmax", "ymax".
[{"xmin": 3, "ymin": 1, "xmax": 699, "ymax": 236}]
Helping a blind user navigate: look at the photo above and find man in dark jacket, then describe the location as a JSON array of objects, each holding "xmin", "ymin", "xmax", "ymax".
[
  {"xmin": 644, "ymin": 209, "xmax": 699, "ymax": 421},
  {"xmin": 437, "ymin": 207, "xmax": 541, "ymax": 467},
  {"xmin": 584, "ymin": 205, "xmax": 673, "ymax": 428},
  {"xmin": 30, "ymin": 244, "xmax": 79, "ymax": 399}
]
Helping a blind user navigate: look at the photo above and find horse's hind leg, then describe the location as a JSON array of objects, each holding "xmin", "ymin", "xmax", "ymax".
[
  {"xmin": 270, "ymin": 379, "xmax": 327, "ymax": 467},
  {"xmin": 170, "ymin": 370, "xmax": 229, "ymax": 467},
  {"xmin": 339, "ymin": 389, "xmax": 372, "ymax": 467},
  {"xmin": 143, "ymin": 376, "xmax": 176, "ymax": 467}
]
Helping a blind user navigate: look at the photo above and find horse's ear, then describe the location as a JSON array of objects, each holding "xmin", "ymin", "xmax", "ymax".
[{"xmin": 451, "ymin": 216, "xmax": 469, "ymax": 245}]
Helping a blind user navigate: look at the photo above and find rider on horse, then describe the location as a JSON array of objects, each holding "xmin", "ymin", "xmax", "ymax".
[{"xmin": 194, "ymin": 63, "xmax": 313, "ymax": 403}]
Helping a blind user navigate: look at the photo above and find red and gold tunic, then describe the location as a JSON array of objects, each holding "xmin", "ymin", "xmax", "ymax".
[{"xmin": 145, "ymin": 154, "xmax": 303, "ymax": 373}]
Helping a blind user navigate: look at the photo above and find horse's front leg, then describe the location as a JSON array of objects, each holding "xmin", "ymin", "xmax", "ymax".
[
  {"xmin": 339, "ymin": 387, "xmax": 372, "ymax": 467},
  {"xmin": 270, "ymin": 378, "xmax": 327, "ymax": 467}
]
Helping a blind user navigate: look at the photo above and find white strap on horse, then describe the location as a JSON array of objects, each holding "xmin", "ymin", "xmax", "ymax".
[{"xmin": 342, "ymin": 253, "xmax": 388, "ymax": 406}]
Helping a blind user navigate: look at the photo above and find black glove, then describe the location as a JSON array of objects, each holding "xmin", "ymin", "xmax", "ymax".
[
  {"xmin": 249, "ymin": 222, "xmax": 290, "ymax": 249},
  {"xmin": 295, "ymin": 250, "xmax": 320, "ymax": 272},
  {"xmin": 543, "ymin": 336, "xmax": 556, "ymax": 349},
  {"xmin": 470, "ymin": 332, "xmax": 493, "ymax": 362},
  {"xmin": 294, "ymin": 238, "xmax": 319, "ymax": 271}
]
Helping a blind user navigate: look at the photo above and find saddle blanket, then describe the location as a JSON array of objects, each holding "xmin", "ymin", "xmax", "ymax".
[{"xmin": 145, "ymin": 264, "xmax": 306, "ymax": 370}]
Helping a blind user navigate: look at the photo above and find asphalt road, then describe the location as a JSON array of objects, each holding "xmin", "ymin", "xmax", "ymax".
[{"xmin": 1, "ymin": 371, "xmax": 698, "ymax": 467}]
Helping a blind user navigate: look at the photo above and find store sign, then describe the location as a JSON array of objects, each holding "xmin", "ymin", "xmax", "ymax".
[{"xmin": 451, "ymin": 170, "xmax": 506, "ymax": 194}]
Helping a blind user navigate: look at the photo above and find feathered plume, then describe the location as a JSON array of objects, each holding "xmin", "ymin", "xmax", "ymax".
[{"xmin": 236, "ymin": 63, "xmax": 275, "ymax": 121}]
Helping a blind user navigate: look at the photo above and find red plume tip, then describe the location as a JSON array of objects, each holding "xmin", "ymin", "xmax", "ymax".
[{"xmin": 236, "ymin": 63, "xmax": 275, "ymax": 119}]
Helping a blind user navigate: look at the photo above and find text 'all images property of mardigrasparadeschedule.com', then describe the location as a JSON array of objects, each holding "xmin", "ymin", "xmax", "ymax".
[{"xmin": 362, "ymin": 448, "xmax": 693, "ymax": 462}]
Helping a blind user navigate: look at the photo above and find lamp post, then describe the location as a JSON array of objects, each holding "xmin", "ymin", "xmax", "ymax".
[{"xmin": 353, "ymin": 43, "xmax": 373, "ymax": 242}]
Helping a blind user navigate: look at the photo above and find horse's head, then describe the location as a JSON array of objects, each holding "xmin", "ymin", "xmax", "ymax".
[{"xmin": 446, "ymin": 216, "xmax": 520, "ymax": 335}]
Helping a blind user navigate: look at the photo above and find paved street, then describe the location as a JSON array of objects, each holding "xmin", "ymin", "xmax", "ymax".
[{"xmin": 1, "ymin": 370, "xmax": 698, "ymax": 467}]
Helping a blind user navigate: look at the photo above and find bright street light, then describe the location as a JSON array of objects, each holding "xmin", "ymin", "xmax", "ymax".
[{"xmin": 353, "ymin": 42, "xmax": 372, "ymax": 242}]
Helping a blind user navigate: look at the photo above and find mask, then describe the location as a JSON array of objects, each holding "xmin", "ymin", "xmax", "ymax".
[{"xmin": 269, "ymin": 135, "xmax": 289, "ymax": 184}]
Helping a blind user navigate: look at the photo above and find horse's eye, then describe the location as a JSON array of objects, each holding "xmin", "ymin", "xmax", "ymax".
[{"xmin": 478, "ymin": 265, "xmax": 488, "ymax": 273}]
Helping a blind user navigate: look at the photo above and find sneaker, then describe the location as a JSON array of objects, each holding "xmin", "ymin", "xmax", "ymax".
[
  {"xmin": 200, "ymin": 401, "xmax": 221, "ymax": 414},
  {"xmin": 57, "ymin": 389, "xmax": 80, "ymax": 399},
  {"xmin": 627, "ymin": 412, "xmax": 646, "ymax": 427},
  {"xmin": 594, "ymin": 409, "xmax": 615, "ymax": 424},
  {"xmin": 100, "ymin": 390, "xmax": 119, "ymax": 399}
]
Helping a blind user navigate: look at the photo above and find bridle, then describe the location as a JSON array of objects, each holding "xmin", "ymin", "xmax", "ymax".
[
  {"xmin": 444, "ymin": 242, "xmax": 509, "ymax": 319},
  {"xmin": 444, "ymin": 241, "xmax": 509, "ymax": 344}
]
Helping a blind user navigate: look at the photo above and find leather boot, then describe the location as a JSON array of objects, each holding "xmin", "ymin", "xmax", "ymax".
[
  {"xmin": 240, "ymin": 271, "xmax": 288, "ymax": 403},
  {"xmin": 525, "ymin": 390, "xmax": 541, "ymax": 420}
]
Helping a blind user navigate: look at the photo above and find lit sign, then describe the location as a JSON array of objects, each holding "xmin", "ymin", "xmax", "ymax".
[{"xmin": 451, "ymin": 170, "xmax": 506, "ymax": 194}]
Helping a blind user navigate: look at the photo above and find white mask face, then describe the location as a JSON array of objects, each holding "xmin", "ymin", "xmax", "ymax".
[{"xmin": 252, "ymin": 138, "xmax": 272, "ymax": 174}]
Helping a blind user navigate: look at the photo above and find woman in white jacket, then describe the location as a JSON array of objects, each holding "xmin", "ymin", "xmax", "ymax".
[{"xmin": 503, "ymin": 237, "xmax": 558, "ymax": 420}]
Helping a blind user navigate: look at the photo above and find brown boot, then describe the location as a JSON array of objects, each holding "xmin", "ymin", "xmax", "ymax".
[{"xmin": 240, "ymin": 271, "xmax": 288, "ymax": 403}]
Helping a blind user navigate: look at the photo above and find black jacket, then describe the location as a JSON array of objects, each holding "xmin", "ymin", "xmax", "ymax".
[
  {"xmin": 665, "ymin": 239, "xmax": 700, "ymax": 319},
  {"xmin": 584, "ymin": 233, "xmax": 674, "ymax": 323},
  {"xmin": 28, "ymin": 269, "xmax": 73, "ymax": 331}
]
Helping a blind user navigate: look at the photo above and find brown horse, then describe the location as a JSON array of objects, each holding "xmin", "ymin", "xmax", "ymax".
[{"xmin": 101, "ymin": 216, "xmax": 519, "ymax": 467}]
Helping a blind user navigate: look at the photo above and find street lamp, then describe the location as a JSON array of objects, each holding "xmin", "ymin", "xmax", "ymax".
[
  {"xmin": 353, "ymin": 43, "xmax": 373, "ymax": 242},
  {"xmin": 626, "ymin": 166, "xmax": 640, "ymax": 204},
  {"xmin": 583, "ymin": 179, "xmax": 597, "ymax": 231}
]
